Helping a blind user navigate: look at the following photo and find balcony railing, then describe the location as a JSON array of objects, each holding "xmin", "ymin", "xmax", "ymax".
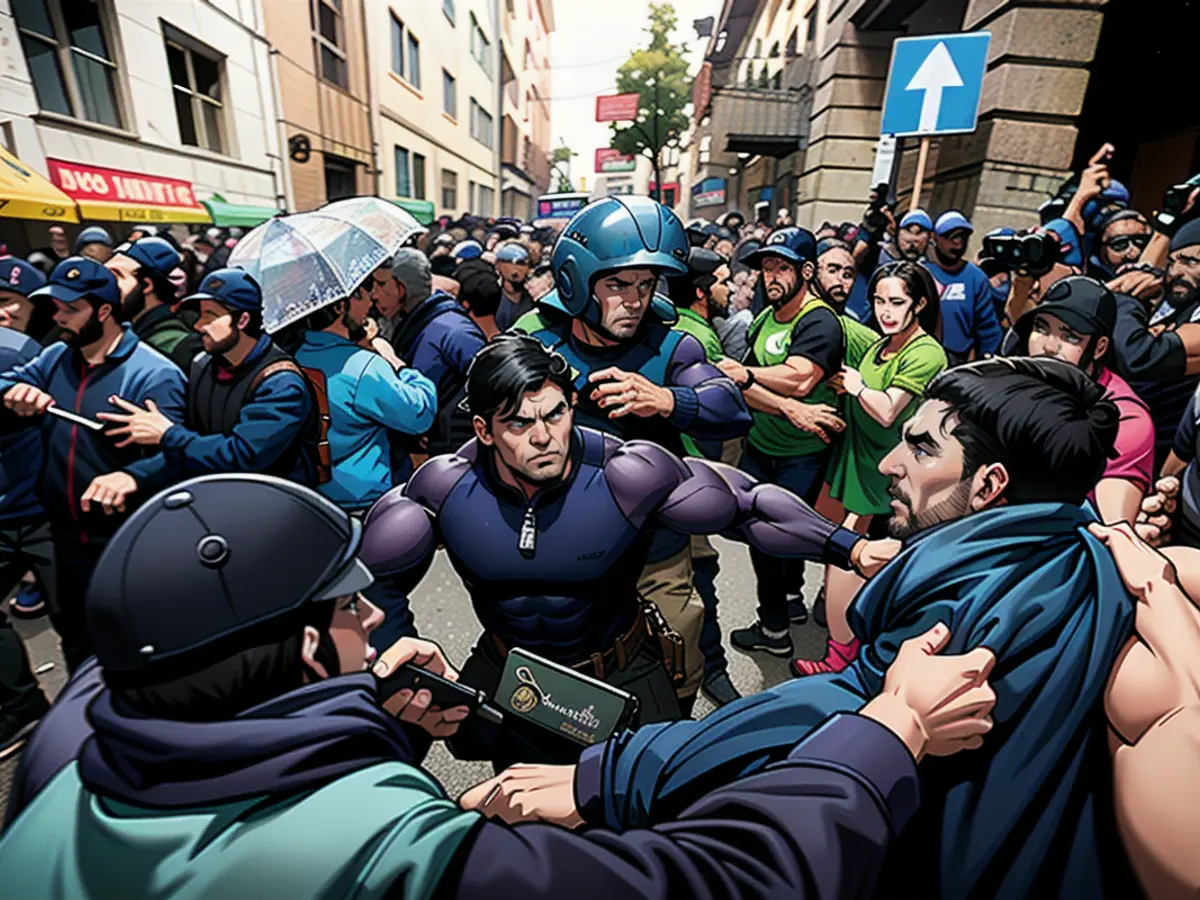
[{"xmin": 710, "ymin": 56, "xmax": 815, "ymax": 158}]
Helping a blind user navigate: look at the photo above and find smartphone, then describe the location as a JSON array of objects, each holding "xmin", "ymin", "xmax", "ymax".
[{"xmin": 376, "ymin": 663, "xmax": 504, "ymax": 726}]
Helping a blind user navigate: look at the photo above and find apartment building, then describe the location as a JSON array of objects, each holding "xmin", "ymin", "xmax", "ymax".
[{"xmin": 498, "ymin": 0, "xmax": 553, "ymax": 220}]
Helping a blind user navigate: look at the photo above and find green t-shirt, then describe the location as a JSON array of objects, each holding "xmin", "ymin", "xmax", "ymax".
[
  {"xmin": 746, "ymin": 299, "xmax": 844, "ymax": 458},
  {"xmin": 674, "ymin": 307, "xmax": 723, "ymax": 458},
  {"xmin": 842, "ymin": 316, "xmax": 880, "ymax": 368},
  {"xmin": 827, "ymin": 331, "xmax": 947, "ymax": 515}
]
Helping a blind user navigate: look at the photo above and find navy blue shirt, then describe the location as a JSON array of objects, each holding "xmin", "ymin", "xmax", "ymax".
[
  {"xmin": 923, "ymin": 257, "xmax": 1004, "ymax": 356},
  {"xmin": 0, "ymin": 327, "xmax": 44, "ymax": 525}
]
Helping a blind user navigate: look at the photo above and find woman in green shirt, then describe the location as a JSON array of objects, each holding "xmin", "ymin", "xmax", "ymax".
[{"xmin": 794, "ymin": 261, "xmax": 946, "ymax": 677}]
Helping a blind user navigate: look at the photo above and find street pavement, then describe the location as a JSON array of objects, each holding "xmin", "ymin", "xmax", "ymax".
[{"xmin": 1, "ymin": 538, "xmax": 828, "ymax": 808}]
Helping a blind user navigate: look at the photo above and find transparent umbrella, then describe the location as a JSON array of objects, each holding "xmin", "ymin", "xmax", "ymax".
[{"xmin": 228, "ymin": 198, "xmax": 423, "ymax": 333}]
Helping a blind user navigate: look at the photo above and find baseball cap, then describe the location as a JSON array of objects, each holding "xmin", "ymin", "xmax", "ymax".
[
  {"xmin": 934, "ymin": 211, "xmax": 973, "ymax": 236},
  {"xmin": 0, "ymin": 258, "xmax": 48, "ymax": 297},
  {"xmin": 899, "ymin": 209, "xmax": 933, "ymax": 231},
  {"xmin": 742, "ymin": 227, "xmax": 817, "ymax": 269},
  {"xmin": 453, "ymin": 240, "xmax": 484, "ymax": 261},
  {"xmin": 73, "ymin": 226, "xmax": 114, "ymax": 253},
  {"xmin": 184, "ymin": 267, "xmax": 263, "ymax": 313},
  {"xmin": 495, "ymin": 243, "xmax": 531, "ymax": 264},
  {"xmin": 31, "ymin": 256, "xmax": 120, "ymax": 308},
  {"xmin": 117, "ymin": 237, "xmax": 182, "ymax": 280},
  {"xmin": 1170, "ymin": 218, "xmax": 1200, "ymax": 252},
  {"xmin": 1014, "ymin": 275, "xmax": 1116, "ymax": 344}
]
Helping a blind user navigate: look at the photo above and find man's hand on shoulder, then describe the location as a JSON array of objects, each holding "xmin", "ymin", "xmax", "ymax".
[{"xmin": 459, "ymin": 763, "xmax": 583, "ymax": 828}]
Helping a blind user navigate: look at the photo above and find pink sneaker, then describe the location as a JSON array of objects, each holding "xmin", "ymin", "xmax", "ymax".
[{"xmin": 790, "ymin": 637, "xmax": 860, "ymax": 678}]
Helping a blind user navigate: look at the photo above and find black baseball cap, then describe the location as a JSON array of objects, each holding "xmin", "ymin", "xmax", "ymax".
[{"xmin": 1014, "ymin": 275, "xmax": 1116, "ymax": 343}]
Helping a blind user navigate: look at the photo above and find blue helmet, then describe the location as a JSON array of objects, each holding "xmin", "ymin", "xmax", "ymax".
[{"xmin": 550, "ymin": 196, "xmax": 689, "ymax": 326}]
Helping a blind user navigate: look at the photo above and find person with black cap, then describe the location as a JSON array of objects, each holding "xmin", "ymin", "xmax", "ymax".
[
  {"xmin": 73, "ymin": 226, "xmax": 115, "ymax": 264},
  {"xmin": 715, "ymin": 227, "xmax": 848, "ymax": 656},
  {"xmin": 83, "ymin": 268, "xmax": 318, "ymax": 517},
  {"xmin": 105, "ymin": 236, "xmax": 203, "ymax": 371},
  {"xmin": 1008, "ymin": 276, "xmax": 1154, "ymax": 526},
  {"xmin": 0, "ymin": 257, "xmax": 186, "ymax": 673}
]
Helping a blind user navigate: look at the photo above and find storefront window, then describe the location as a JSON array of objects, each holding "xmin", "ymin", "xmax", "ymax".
[{"xmin": 324, "ymin": 154, "xmax": 356, "ymax": 202}]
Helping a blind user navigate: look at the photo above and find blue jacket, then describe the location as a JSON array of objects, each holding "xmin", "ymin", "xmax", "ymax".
[
  {"xmin": 923, "ymin": 258, "xmax": 1004, "ymax": 356},
  {"xmin": 125, "ymin": 336, "xmax": 312, "ymax": 493},
  {"xmin": 0, "ymin": 327, "xmax": 44, "ymax": 525},
  {"xmin": 295, "ymin": 331, "xmax": 437, "ymax": 510},
  {"xmin": 0, "ymin": 328, "xmax": 185, "ymax": 543},
  {"xmin": 394, "ymin": 293, "xmax": 486, "ymax": 401}
]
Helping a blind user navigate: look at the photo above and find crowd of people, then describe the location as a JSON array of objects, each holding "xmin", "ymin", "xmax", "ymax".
[{"xmin": 1, "ymin": 141, "xmax": 1199, "ymax": 898}]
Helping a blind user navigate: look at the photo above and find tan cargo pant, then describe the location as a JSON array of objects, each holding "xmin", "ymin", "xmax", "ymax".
[{"xmin": 638, "ymin": 546, "xmax": 705, "ymax": 700}]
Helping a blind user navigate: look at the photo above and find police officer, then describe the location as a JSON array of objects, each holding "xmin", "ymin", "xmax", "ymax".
[
  {"xmin": 82, "ymin": 268, "xmax": 316, "ymax": 510},
  {"xmin": 0, "ymin": 472, "xmax": 997, "ymax": 900},
  {"xmin": 513, "ymin": 196, "xmax": 752, "ymax": 713},
  {"xmin": 106, "ymin": 236, "xmax": 202, "ymax": 371}
]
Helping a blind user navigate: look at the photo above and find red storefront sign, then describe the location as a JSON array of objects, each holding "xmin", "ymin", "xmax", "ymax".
[
  {"xmin": 595, "ymin": 148, "xmax": 637, "ymax": 173},
  {"xmin": 45, "ymin": 158, "xmax": 209, "ymax": 222},
  {"xmin": 595, "ymin": 93, "xmax": 641, "ymax": 123}
]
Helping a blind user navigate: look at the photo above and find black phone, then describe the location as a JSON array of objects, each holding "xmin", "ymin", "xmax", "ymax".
[{"xmin": 376, "ymin": 663, "xmax": 504, "ymax": 726}]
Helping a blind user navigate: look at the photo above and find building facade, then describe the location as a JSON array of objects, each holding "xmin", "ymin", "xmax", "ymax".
[
  {"xmin": 265, "ymin": 0, "xmax": 375, "ymax": 212},
  {"xmin": 367, "ymin": 0, "xmax": 501, "ymax": 219},
  {"xmin": 499, "ymin": 0, "xmax": 553, "ymax": 219},
  {"xmin": 0, "ymin": 0, "xmax": 283, "ymax": 247}
]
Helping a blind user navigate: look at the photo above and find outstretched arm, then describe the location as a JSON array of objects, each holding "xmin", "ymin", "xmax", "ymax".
[{"xmin": 665, "ymin": 333, "xmax": 752, "ymax": 440}]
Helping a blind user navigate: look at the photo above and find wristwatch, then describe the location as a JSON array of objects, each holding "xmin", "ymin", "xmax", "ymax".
[{"xmin": 737, "ymin": 370, "xmax": 756, "ymax": 390}]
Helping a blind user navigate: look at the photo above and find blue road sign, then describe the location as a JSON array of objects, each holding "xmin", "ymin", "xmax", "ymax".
[{"xmin": 880, "ymin": 32, "xmax": 991, "ymax": 138}]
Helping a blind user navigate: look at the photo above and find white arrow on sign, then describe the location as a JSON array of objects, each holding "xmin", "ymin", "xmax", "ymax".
[{"xmin": 905, "ymin": 41, "xmax": 963, "ymax": 133}]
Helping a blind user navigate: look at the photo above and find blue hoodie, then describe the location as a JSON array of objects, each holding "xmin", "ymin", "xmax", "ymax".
[
  {"xmin": 0, "ymin": 327, "xmax": 185, "ymax": 543},
  {"xmin": 0, "ymin": 327, "xmax": 44, "ymax": 525}
]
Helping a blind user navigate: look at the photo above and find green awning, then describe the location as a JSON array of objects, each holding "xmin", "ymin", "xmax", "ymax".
[
  {"xmin": 392, "ymin": 197, "xmax": 435, "ymax": 225},
  {"xmin": 202, "ymin": 192, "xmax": 280, "ymax": 228}
]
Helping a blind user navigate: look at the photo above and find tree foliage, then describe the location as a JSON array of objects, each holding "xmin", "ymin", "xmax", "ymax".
[
  {"xmin": 550, "ymin": 144, "xmax": 577, "ymax": 192},
  {"xmin": 609, "ymin": 3, "xmax": 689, "ymax": 189}
]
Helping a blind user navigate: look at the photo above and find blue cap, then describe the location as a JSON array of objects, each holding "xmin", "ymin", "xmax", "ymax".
[
  {"xmin": 0, "ymin": 258, "xmax": 48, "ymax": 297},
  {"xmin": 30, "ymin": 256, "xmax": 120, "ymax": 307},
  {"xmin": 899, "ymin": 209, "xmax": 933, "ymax": 231},
  {"xmin": 743, "ymin": 227, "xmax": 817, "ymax": 269},
  {"xmin": 118, "ymin": 237, "xmax": 182, "ymax": 280},
  {"xmin": 495, "ymin": 243, "xmax": 531, "ymax": 264},
  {"xmin": 934, "ymin": 211, "xmax": 973, "ymax": 236},
  {"xmin": 73, "ymin": 226, "xmax": 114, "ymax": 253},
  {"xmin": 185, "ymin": 267, "xmax": 263, "ymax": 313},
  {"xmin": 453, "ymin": 240, "xmax": 483, "ymax": 261}
]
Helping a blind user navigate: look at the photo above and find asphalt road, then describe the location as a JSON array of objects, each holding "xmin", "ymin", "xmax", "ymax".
[{"xmin": 1, "ymin": 538, "xmax": 828, "ymax": 807}]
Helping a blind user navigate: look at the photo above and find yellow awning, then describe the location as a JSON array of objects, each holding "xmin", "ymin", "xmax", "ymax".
[
  {"xmin": 73, "ymin": 200, "xmax": 211, "ymax": 224},
  {"xmin": 0, "ymin": 145, "xmax": 79, "ymax": 222}
]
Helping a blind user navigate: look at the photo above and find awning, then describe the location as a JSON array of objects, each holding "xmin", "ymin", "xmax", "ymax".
[
  {"xmin": 392, "ymin": 197, "xmax": 434, "ymax": 225},
  {"xmin": 0, "ymin": 145, "xmax": 79, "ymax": 222},
  {"xmin": 203, "ymin": 192, "xmax": 279, "ymax": 227},
  {"xmin": 46, "ymin": 158, "xmax": 210, "ymax": 224}
]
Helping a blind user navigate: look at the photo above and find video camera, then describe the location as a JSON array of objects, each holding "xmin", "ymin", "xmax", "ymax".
[
  {"xmin": 1153, "ymin": 173, "xmax": 1200, "ymax": 236},
  {"xmin": 980, "ymin": 228, "xmax": 1062, "ymax": 278},
  {"xmin": 863, "ymin": 182, "xmax": 895, "ymax": 235}
]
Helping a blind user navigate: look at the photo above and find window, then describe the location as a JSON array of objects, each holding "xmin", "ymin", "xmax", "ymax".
[
  {"xmin": 478, "ymin": 184, "xmax": 494, "ymax": 216},
  {"xmin": 441, "ymin": 169, "xmax": 458, "ymax": 210},
  {"xmin": 165, "ymin": 35, "xmax": 225, "ymax": 153},
  {"xmin": 406, "ymin": 32, "xmax": 420, "ymax": 88},
  {"xmin": 11, "ymin": 0, "xmax": 123, "ymax": 127},
  {"xmin": 469, "ymin": 13, "xmax": 492, "ymax": 78},
  {"xmin": 754, "ymin": 38, "xmax": 762, "ymax": 57},
  {"xmin": 390, "ymin": 14, "xmax": 403, "ymax": 74},
  {"xmin": 699, "ymin": 135, "xmax": 712, "ymax": 165},
  {"xmin": 394, "ymin": 145, "xmax": 411, "ymax": 196},
  {"xmin": 324, "ymin": 154, "xmax": 356, "ymax": 202},
  {"xmin": 412, "ymin": 153, "xmax": 426, "ymax": 199},
  {"xmin": 786, "ymin": 27, "xmax": 798, "ymax": 57},
  {"xmin": 806, "ymin": 8, "xmax": 818, "ymax": 42},
  {"xmin": 311, "ymin": 0, "xmax": 347, "ymax": 88},
  {"xmin": 443, "ymin": 0, "xmax": 456, "ymax": 25},
  {"xmin": 442, "ymin": 70, "xmax": 456, "ymax": 117},
  {"xmin": 769, "ymin": 41, "xmax": 780, "ymax": 58},
  {"xmin": 469, "ymin": 98, "xmax": 493, "ymax": 148}
]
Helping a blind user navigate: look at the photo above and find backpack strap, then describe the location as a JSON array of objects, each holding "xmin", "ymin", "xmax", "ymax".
[{"xmin": 246, "ymin": 360, "xmax": 333, "ymax": 485}]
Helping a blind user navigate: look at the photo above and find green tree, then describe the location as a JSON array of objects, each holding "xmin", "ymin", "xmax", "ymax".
[
  {"xmin": 551, "ymin": 143, "xmax": 576, "ymax": 193},
  {"xmin": 609, "ymin": 3, "xmax": 689, "ymax": 202}
]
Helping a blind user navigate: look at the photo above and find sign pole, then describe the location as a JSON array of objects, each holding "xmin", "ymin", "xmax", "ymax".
[{"xmin": 909, "ymin": 136, "xmax": 930, "ymax": 213}]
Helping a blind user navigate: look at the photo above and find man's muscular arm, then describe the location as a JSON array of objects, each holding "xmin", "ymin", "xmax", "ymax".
[
  {"xmin": 1094, "ymin": 525, "xmax": 1200, "ymax": 900},
  {"xmin": 665, "ymin": 333, "xmax": 751, "ymax": 439}
]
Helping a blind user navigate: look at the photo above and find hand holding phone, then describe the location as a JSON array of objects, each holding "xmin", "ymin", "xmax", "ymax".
[{"xmin": 376, "ymin": 662, "xmax": 504, "ymax": 727}]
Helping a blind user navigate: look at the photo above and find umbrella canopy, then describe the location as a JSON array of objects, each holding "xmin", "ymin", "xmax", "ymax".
[
  {"xmin": 228, "ymin": 198, "xmax": 424, "ymax": 333},
  {"xmin": 0, "ymin": 145, "xmax": 78, "ymax": 222}
]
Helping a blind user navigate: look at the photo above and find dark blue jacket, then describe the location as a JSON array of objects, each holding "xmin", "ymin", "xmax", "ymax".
[
  {"xmin": 923, "ymin": 258, "xmax": 1004, "ymax": 357},
  {"xmin": 0, "ymin": 327, "xmax": 44, "ymax": 525},
  {"xmin": 0, "ymin": 328, "xmax": 186, "ymax": 544},
  {"xmin": 393, "ymin": 293, "xmax": 486, "ymax": 403}
]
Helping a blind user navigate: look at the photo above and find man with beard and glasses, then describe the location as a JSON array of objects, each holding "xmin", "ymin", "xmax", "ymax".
[
  {"xmin": 511, "ymin": 196, "xmax": 751, "ymax": 716},
  {"xmin": 475, "ymin": 357, "xmax": 1163, "ymax": 900},
  {"xmin": 105, "ymin": 237, "xmax": 202, "ymax": 371},
  {"xmin": 81, "ymin": 269, "xmax": 317, "ymax": 517},
  {"xmin": 923, "ymin": 211, "xmax": 1004, "ymax": 366},
  {"xmin": 0, "ymin": 258, "xmax": 185, "ymax": 673},
  {"xmin": 293, "ymin": 278, "xmax": 438, "ymax": 515},
  {"xmin": 361, "ymin": 334, "xmax": 896, "ymax": 770},
  {"xmin": 716, "ymin": 228, "xmax": 847, "ymax": 657},
  {"xmin": 494, "ymin": 241, "xmax": 535, "ymax": 331}
]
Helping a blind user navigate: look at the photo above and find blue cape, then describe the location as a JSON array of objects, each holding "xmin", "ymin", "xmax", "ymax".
[{"xmin": 591, "ymin": 503, "xmax": 1137, "ymax": 899}]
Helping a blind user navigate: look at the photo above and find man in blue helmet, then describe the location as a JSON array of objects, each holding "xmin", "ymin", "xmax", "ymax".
[
  {"xmin": 106, "ymin": 236, "xmax": 202, "ymax": 371},
  {"xmin": 510, "ymin": 195, "xmax": 752, "ymax": 713}
]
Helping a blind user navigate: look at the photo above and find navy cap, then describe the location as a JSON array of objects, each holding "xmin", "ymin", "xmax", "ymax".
[
  {"xmin": 453, "ymin": 240, "xmax": 484, "ymax": 261},
  {"xmin": 118, "ymin": 237, "xmax": 182, "ymax": 280},
  {"xmin": 30, "ymin": 256, "xmax": 120, "ymax": 307},
  {"xmin": 185, "ymin": 267, "xmax": 263, "ymax": 313},
  {"xmin": 934, "ymin": 211, "xmax": 973, "ymax": 236},
  {"xmin": 899, "ymin": 209, "xmax": 933, "ymax": 231},
  {"xmin": 743, "ymin": 227, "xmax": 817, "ymax": 269},
  {"xmin": 0, "ymin": 257, "xmax": 48, "ymax": 297},
  {"xmin": 73, "ymin": 226, "xmax": 114, "ymax": 253}
]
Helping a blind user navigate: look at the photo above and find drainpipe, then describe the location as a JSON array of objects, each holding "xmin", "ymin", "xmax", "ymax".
[
  {"xmin": 267, "ymin": 42, "xmax": 295, "ymax": 211},
  {"xmin": 360, "ymin": 0, "xmax": 379, "ymax": 196},
  {"xmin": 494, "ymin": 0, "xmax": 502, "ymax": 215}
]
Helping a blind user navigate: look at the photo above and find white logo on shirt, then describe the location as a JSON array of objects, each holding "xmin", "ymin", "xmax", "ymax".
[
  {"xmin": 765, "ymin": 331, "xmax": 789, "ymax": 356},
  {"xmin": 942, "ymin": 283, "xmax": 967, "ymax": 302}
]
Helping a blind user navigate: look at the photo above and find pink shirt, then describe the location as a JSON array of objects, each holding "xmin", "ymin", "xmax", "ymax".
[{"xmin": 1094, "ymin": 367, "xmax": 1155, "ymax": 492}]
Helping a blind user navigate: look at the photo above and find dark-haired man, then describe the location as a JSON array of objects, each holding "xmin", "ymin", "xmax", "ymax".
[
  {"xmin": 0, "ymin": 258, "xmax": 185, "ymax": 672},
  {"xmin": 361, "ymin": 334, "xmax": 897, "ymax": 771},
  {"xmin": 924, "ymin": 211, "xmax": 1004, "ymax": 366},
  {"xmin": 82, "ymin": 268, "xmax": 316, "ymax": 512},
  {"xmin": 105, "ymin": 236, "xmax": 202, "ymax": 371},
  {"xmin": 494, "ymin": 242, "xmax": 534, "ymax": 331},
  {"xmin": 485, "ymin": 357, "xmax": 1155, "ymax": 900}
]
